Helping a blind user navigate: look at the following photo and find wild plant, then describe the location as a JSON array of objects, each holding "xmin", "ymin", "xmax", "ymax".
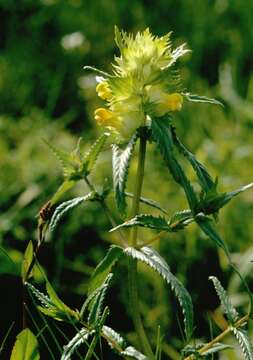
[{"xmin": 11, "ymin": 27, "xmax": 253, "ymax": 360}]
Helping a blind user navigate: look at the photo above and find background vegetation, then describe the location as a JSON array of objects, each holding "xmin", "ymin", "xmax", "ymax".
[{"xmin": 0, "ymin": 0, "xmax": 253, "ymax": 358}]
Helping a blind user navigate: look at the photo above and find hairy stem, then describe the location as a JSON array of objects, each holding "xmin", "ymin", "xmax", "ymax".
[
  {"xmin": 128, "ymin": 135, "xmax": 155, "ymax": 359},
  {"xmin": 184, "ymin": 314, "xmax": 249, "ymax": 360}
]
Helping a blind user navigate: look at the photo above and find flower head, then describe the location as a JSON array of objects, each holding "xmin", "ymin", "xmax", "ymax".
[{"xmin": 94, "ymin": 27, "xmax": 190, "ymax": 142}]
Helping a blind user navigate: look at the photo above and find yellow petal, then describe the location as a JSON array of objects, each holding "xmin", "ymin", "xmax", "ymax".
[{"xmin": 96, "ymin": 81, "xmax": 112, "ymax": 100}]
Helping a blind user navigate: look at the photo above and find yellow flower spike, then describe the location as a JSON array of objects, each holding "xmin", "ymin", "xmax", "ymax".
[{"xmin": 96, "ymin": 81, "xmax": 112, "ymax": 100}]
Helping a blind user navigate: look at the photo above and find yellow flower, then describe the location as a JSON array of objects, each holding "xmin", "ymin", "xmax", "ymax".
[
  {"xmin": 96, "ymin": 81, "xmax": 112, "ymax": 100},
  {"xmin": 94, "ymin": 108, "xmax": 122, "ymax": 131},
  {"xmin": 93, "ymin": 27, "xmax": 189, "ymax": 142}
]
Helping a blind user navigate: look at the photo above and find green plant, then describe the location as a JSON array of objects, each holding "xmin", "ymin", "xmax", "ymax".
[{"xmin": 14, "ymin": 27, "xmax": 253, "ymax": 359}]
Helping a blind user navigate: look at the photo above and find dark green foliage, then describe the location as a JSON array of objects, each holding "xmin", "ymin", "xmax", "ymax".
[
  {"xmin": 124, "ymin": 246, "xmax": 193, "ymax": 340},
  {"xmin": 151, "ymin": 118, "xmax": 198, "ymax": 211},
  {"xmin": 88, "ymin": 246, "xmax": 123, "ymax": 295},
  {"xmin": 61, "ymin": 328, "xmax": 93, "ymax": 360}
]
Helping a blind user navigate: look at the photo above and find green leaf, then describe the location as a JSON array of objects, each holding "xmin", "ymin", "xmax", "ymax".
[
  {"xmin": 196, "ymin": 215, "xmax": 230, "ymax": 259},
  {"xmin": 88, "ymin": 246, "xmax": 123, "ymax": 295},
  {"xmin": 82, "ymin": 132, "xmax": 110, "ymax": 176},
  {"xmin": 151, "ymin": 118, "xmax": 198, "ymax": 211},
  {"xmin": 27, "ymin": 282, "xmax": 79, "ymax": 322},
  {"xmin": 125, "ymin": 192, "xmax": 167, "ymax": 214},
  {"xmin": 10, "ymin": 328, "xmax": 40, "ymax": 360},
  {"xmin": 183, "ymin": 92, "xmax": 223, "ymax": 106},
  {"xmin": 102, "ymin": 325, "xmax": 126, "ymax": 350},
  {"xmin": 50, "ymin": 180, "xmax": 76, "ymax": 206},
  {"xmin": 201, "ymin": 343, "xmax": 232, "ymax": 356},
  {"xmin": 124, "ymin": 246, "xmax": 193, "ymax": 340},
  {"xmin": 22, "ymin": 241, "xmax": 34, "ymax": 283},
  {"xmin": 232, "ymin": 328, "xmax": 253, "ymax": 360},
  {"xmin": 209, "ymin": 276, "xmax": 239, "ymax": 324},
  {"xmin": 45, "ymin": 140, "xmax": 79, "ymax": 179},
  {"xmin": 49, "ymin": 192, "xmax": 94, "ymax": 231},
  {"xmin": 110, "ymin": 214, "xmax": 170, "ymax": 232},
  {"xmin": 168, "ymin": 210, "xmax": 194, "ymax": 231},
  {"xmin": 121, "ymin": 346, "xmax": 147, "ymax": 360},
  {"xmin": 61, "ymin": 328, "xmax": 93, "ymax": 360},
  {"xmin": 199, "ymin": 182, "xmax": 253, "ymax": 215},
  {"xmin": 170, "ymin": 125, "xmax": 215, "ymax": 193},
  {"xmin": 88, "ymin": 274, "xmax": 113, "ymax": 327},
  {"xmin": 112, "ymin": 133, "xmax": 138, "ymax": 215}
]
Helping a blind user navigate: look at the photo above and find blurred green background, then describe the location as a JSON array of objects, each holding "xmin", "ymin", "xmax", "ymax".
[{"xmin": 0, "ymin": 0, "xmax": 253, "ymax": 359}]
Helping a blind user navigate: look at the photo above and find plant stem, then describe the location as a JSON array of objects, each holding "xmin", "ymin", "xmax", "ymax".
[
  {"xmin": 128, "ymin": 135, "xmax": 155, "ymax": 359},
  {"xmin": 184, "ymin": 314, "xmax": 249, "ymax": 360}
]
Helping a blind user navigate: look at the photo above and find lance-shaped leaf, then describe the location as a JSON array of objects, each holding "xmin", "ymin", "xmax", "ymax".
[
  {"xmin": 110, "ymin": 211, "xmax": 194, "ymax": 233},
  {"xmin": 102, "ymin": 326, "xmax": 147, "ymax": 359},
  {"xmin": 26, "ymin": 282, "xmax": 79, "ymax": 322},
  {"xmin": 81, "ymin": 132, "xmax": 110, "ymax": 176},
  {"xmin": 61, "ymin": 328, "xmax": 94, "ymax": 360},
  {"xmin": 49, "ymin": 192, "xmax": 94, "ymax": 231},
  {"xmin": 88, "ymin": 245, "xmax": 123, "ymax": 295},
  {"xmin": 183, "ymin": 92, "xmax": 223, "ymax": 106},
  {"xmin": 170, "ymin": 125, "xmax": 215, "ymax": 193},
  {"xmin": 151, "ymin": 118, "xmax": 198, "ymax": 211},
  {"xmin": 232, "ymin": 328, "xmax": 253, "ymax": 360},
  {"xmin": 110, "ymin": 214, "xmax": 170, "ymax": 232},
  {"xmin": 88, "ymin": 274, "xmax": 113, "ymax": 327},
  {"xmin": 50, "ymin": 180, "xmax": 76, "ymax": 206},
  {"xmin": 198, "ymin": 182, "xmax": 253, "ymax": 215},
  {"xmin": 196, "ymin": 215, "xmax": 230, "ymax": 259},
  {"xmin": 22, "ymin": 241, "xmax": 34, "ymax": 283},
  {"xmin": 209, "ymin": 276, "xmax": 239, "ymax": 324},
  {"xmin": 125, "ymin": 192, "xmax": 167, "ymax": 214},
  {"xmin": 201, "ymin": 343, "xmax": 232, "ymax": 356},
  {"xmin": 112, "ymin": 133, "xmax": 138, "ymax": 214},
  {"xmin": 45, "ymin": 140, "xmax": 80, "ymax": 179},
  {"xmin": 10, "ymin": 328, "xmax": 40, "ymax": 360},
  {"xmin": 124, "ymin": 246, "xmax": 193, "ymax": 340}
]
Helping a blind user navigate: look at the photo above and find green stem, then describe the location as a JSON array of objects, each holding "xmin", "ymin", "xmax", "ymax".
[{"xmin": 128, "ymin": 135, "xmax": 154, "ymax": 359}]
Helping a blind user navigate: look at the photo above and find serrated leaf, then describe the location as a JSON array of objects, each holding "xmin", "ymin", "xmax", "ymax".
[
  {"xmin": 88, "ymin": 274, "xmax": 112, "ymax": 327},
  {"xmin": 183, "ymin": 92, "xmax": 223, "ymax": 106},
  {"xmin": 22, "ymin": 241, "xmax": 34, "ymax": 283},
  {"xmin": 49, "ymin": 192, "xmax": 94, "ymax": 231},
  {"xmin": 169, "ymin": 43, "xmax": 190, "ymax": 66},
  {"xmin": 209, "ymin": 276, "xmax": 239, "ymax": 324},
  {"xmin": 196, "ymin": 215, "xmax": 230, "ymax": 259},
  {"xmin": 61, "ymin": 328, "xmax": 94, "ymax": 360},
  {"xmin": 232, "ymin": 328, "xmax": 253, "ymax": 360},
  {"xmin": 169, "ymin": 210, "xmax": 194, "ymax": 231},
  {"xmin": 171, "ymin": 125, "xmax": 215, "ymax": 193},
  {"xmin": 112, "ymin": 133, "xmax": 138, "ymax": 214},
  {"xmin": 121, "ymin": 346, "xmax": 147, "ymax": 360},
  {"xmin": 125, "ymin": 192, "xmax": 167, "ymax": 214},
  {"xmin": 82, "ymin": 132, "xmax": 110, "ymax": 176},
  {"xmin": 151, "ymin": 118, "xmax": 198, "ymax": 211},
  {"xmin": 88, "ymin": 246, "xmax": 123, "ymax": 295},
  {"xmin": 199, "ymin": 182, "xmax": 253, "ymax": 215},
  {"xmin": 10, "ymin": 328, "xmax": 40, "ymax": 360},
  {"xmin": 27, "ymin": 281, "xmax": 79, "ymax": 322},
  {"xmin": 124, "ymin": 246, "xmax": 193, "ymax": 340},
  {"xmin": 201, "ymin": 342, "xmax": 232, "ymax": 356},
  {"xmin": 110, "ymin": 214, "xmax": 170, "ymax": 232},
  {"xmin": 102, "ymin": 325, "xmax": 126, "ymax": 350},
  {"xmin": 45, "ymin": 141, "xmax": 79, "ymax": 179}
]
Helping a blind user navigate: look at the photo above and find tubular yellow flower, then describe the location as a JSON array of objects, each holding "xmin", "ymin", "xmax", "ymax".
[
  {"xmin": 94, "ymin": 108, "xmax": 121, "ymax": 130},
  {"xmin": 154, "ymin": 93, "xmax": 183, "ymax": 116},
  {"xmin": 96, "ymin": 81, "xmax": 112, "ymax": 100}
]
